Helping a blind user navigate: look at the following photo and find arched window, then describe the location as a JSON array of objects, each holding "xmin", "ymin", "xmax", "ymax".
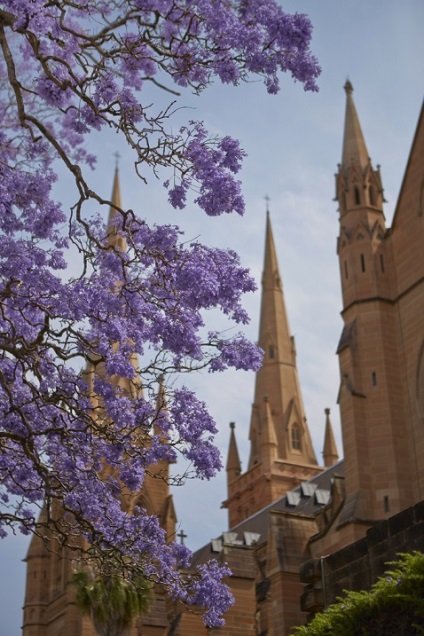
[
  {"xmin": 354, "ymin": 186, "xmax": 361, "ymax": 205},
  {"xmin": 369, "ymin": 185, "xmax": 376, "ymax": 206},
  {"xmin": 291, "ymin": 424, "xmax": 301, "ymax": 451},
  {"xmin": 130, "ymin": 494, "xmax": 152, "ymax": 516},
  {"xmin": 269, "ymin": 345, "xmax": 275, "ymax": 359}
]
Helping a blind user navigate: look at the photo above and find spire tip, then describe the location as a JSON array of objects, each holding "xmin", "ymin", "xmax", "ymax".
[
  {"xmin": 265, "ymin": 194, "xmax": 271, "ymax": 215},
  {"xmin": 344, "ymin": 79, "xmax": 353, "ymax": 95}
]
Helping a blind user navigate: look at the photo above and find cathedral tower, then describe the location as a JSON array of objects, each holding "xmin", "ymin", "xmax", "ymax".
[
  {"xmin": 23, "ymin": 169, "xmax": 176, "ymax": 636},
  {"xmin": 334, "ymin": 82, "xmax": 418, "ymax": 536},
  {"xmin": 224, "ymin": 212, "xmax": 322, "ymax": 528}
]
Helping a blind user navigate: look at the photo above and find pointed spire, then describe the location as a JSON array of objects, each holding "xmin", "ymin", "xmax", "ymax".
[
  {"xmin": 248, "ymin": 212, "xmax": 318, "ymax": 468},
  {"xmin": 226, "ymin": 422, "xmax": 241, "ymax": 483},
  {"xmin": 225, "ymin": 211, "xmax": 322, "ymax": 526},
  {"xmin": 260, "ymin": 397, "xmax": 278, "ymax": 468},
  {"xmin": 25, "ymin": 506, "xmax": 50, "ymax": 559},
  {"xmin": 260, "ymin": 212, "xmax": 293, "ymax": 363},
  {"xmin": 106, "ymin": 166, "xmax": 126, "ymax": 252},
  {"xmin": 153, "ymin": 378, "xmax": 173, "ymax": 463},
  {"xmin": 342, "ymin": 81, "xmax": 370, "ymax": 170},
  {"xmin": 153, "ymin": 377, "xmax": 166, "ymax": 438},
  {"xmin": 111, "ymin": 165, "xmax": 122, "ymax": 208},
  {"xmin": 323, "ymin": 408, "xmax": 339, "ymax": 467},
  {"xmin": 263, "ymin": 210, "xmax": 282, "ymax": 294}
]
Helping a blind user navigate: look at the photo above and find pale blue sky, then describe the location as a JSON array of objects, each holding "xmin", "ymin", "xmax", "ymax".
[{"xmin": 1, "ymin": 2, "xmax": 423, "ymax": 634}]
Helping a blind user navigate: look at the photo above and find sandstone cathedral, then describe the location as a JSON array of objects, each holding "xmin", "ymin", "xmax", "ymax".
[{"xmin": 23, "ymin": 84, "xmax": 424, "ymax": 635}]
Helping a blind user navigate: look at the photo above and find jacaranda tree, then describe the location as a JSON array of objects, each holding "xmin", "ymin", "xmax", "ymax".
[{"xmin": 0, "ymin": 0, "xmax": 320, "ymax": 625}]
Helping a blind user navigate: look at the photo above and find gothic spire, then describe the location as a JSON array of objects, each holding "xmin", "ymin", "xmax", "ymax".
[
  {"xmin": 111, "ymin": 164, "xmax": 122, "ymax": 209},
  {"xmin": 260, "ymin": 211, "xmax": 293, "ymax": 365},
  {"xmin": 25, "ymin": 505, "xmax": 50, "ymax": 560},
  {"xmin": 97, "ymin": 167, "xmax": 140, "ymax": 395},
  {"xmin": 224, "ymin": 210, "xmax": 322, "ymax": 526},
  {"xmin": 342, "ymin": 80, "xmax": 370, "ymax": 171},
  {"xmin": 322, "ymin": 408, "xmax": 339, "ymax": 467},
  {"xmin": 248, "ymin": 212, "xmax": 318, "ymax": 468},
  {"xmin": 336, "ymin": 83, "xmax": 387, "ymax": 306},
  {"xmin": 260, "ymin": 397, "xmax": 278, "ymax": 469},
  {"xmin": 226, "ymin": 422, "xmax": 241, "ymax": 483},
  {"xmin": 106, "ymin": 166, "xmax": 126, "ymax": 252}
]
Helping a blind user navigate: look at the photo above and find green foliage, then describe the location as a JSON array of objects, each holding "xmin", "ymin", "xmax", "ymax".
[
  {"xmin": 72, "ymin": 570, "xmax": 152, "ymax": 636},
  {"xmin": 293, "ymin": 552, "xmax": 424, "ymax": 636}
]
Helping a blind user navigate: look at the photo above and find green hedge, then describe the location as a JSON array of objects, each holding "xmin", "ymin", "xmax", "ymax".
[{"xmin": 293, "ymin": 552, "xmax": 424, "ymax": 636}]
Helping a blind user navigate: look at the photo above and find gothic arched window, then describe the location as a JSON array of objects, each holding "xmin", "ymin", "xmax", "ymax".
[
  {"xmin": 354, "ymin": 186, "xmax": 361, "ymax": 205},
  {"xmin": 291, "ymin": 424, "xmax": 301, "ymax": 451}
]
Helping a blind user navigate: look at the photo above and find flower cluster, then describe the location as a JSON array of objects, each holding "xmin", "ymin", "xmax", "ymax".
[{"xmin": 2, "ymin": 0, "xmax": 319, "ymax": 214}]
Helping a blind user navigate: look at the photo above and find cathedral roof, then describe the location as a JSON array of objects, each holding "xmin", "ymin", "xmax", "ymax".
[{"xmin": 193, "ymin": 460, "xmax": 344, "ymax": 565}]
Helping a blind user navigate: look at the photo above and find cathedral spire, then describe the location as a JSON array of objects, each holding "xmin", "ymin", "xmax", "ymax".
[
  {"xmin": 336, "ymin": 83, "xmax": 387, "ymax": 307},
  {"xmin": 322, "ymin": 408, "xmax": 339, "ymax": 467},
  {"xmin": 260, "ymin": 397, "xmax": 278, "ymax": 469},
  {"xmin": 224, "ymin": 211, "xmax": 322, "ymax": 527},
  {"xmin": 342, "ymin": 80, "xmax": 370, "ymax": 170},
  {"xmin": 111, "ymin": 164, "xmax": 122, "ymax": 209},
  {"xmin": 260, "ymin": 211, "xmax": 294, "ymax": 368},
  {"xmin": 25, "ymin": 505, "xmax": 50, "ymax": 561},
  {"xmin": 248, "ymin": 212, "xmax": 318, "ymax": 469},
  {"xmin": 226, "ymin": 422, "xmax": 241, "ymax": 484},
  {"xmin": 106, "ymin": 166, "xmax": 126, "ymax": 252}
]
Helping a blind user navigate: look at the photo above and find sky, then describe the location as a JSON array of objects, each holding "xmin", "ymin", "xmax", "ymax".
[{"xmin": 1, "ymin": 1, "xmax": 424, "ymax": 634}]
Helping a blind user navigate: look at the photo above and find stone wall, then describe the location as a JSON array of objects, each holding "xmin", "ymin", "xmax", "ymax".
[{"xmin": 300, "ymin": 500, "xmax": 424, "ymax": 619}]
